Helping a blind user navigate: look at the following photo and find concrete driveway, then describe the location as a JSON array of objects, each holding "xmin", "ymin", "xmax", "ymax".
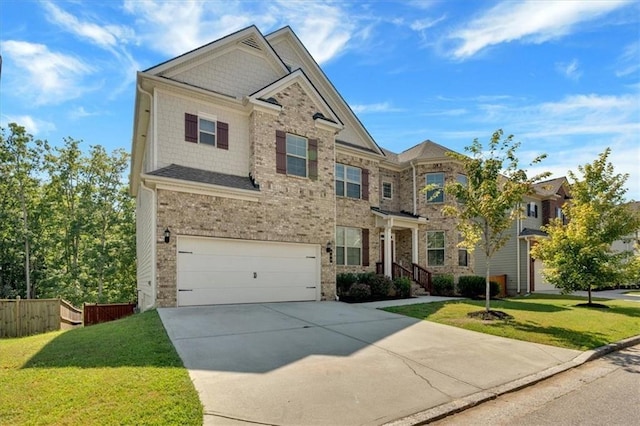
[{"xmin": 159, "ymin": 302, "xmax": 580, "ymax": 425}]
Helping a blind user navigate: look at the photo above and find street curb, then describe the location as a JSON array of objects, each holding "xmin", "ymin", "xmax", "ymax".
[{"xmin": 384, "ymin": 334, "xmax": 640, "ymax": 426}]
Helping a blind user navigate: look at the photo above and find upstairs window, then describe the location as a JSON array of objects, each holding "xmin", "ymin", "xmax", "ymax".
[
  {"xmin": 286, "ymin": 134, "xmax": 307, "ymax": 177},
  {"xmin": 275, "ymin": 131, "xmax": 317, "ymax": 179},
  {"xmin": 199, "ymin": 117, "xmax": 216, "ymax": 146},
  {"xmin": 382, "ymin": 182, "xmax": 393, "ymax": 199},
  {"xmin": 336, "ymin": 164, "xmax": 362, "ymax": 199},
  {"xmin": 426, "ymin": 173, "xmax": 444, "ymax": 203},
  {"xmin": 527, "ymin": 202, "xmax": 539, "ymax": 218},
  {"xmin": 184, "ymin": 113, "xmax": 229, "ymax": 149}
]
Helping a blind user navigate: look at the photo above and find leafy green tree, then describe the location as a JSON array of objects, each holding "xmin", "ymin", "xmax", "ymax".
[
  {"xmin": 442, "ymin": 130, "xmax": 549, "ymax": 313},
  {"xmin": 532, "ymin": 149, "xmax": 640, "ymax": 304},
  {"xmin": 0, "ymin": 124, "xmax": 46, "ymax": 298}
]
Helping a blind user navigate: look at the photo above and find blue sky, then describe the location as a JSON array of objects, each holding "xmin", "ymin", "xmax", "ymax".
[{"xmin": 1, "ymin": 0, "xmax": 639, "ymax": 200}]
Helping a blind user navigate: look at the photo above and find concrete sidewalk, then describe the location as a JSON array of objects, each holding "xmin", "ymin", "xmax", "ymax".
[{"xmin": 159, "ymin": 301, "xmax": 582, "ymax": 425}]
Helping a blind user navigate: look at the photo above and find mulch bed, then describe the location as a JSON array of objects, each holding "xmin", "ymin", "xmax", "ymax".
[
  {"xmin": 467, "ymin": 310, "xmax": 514, "ymax": 321},
  {"xmin": 575, "ymin": 303, "xmax": 610, "ymax": 309}
]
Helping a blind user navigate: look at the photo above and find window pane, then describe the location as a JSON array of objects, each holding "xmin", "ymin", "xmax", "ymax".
[
  {"xmin": 426, "ymin": 173, "xmax": 444, "ymax": 203},
  {"xmin": 458, "ymin": 249, "xmax": 468, "ymax": 267},
  {"xmin": 336, "ymin": 247, "xmax": 345, "ymax": 265},
  {"xmin": 346, "ymin": 228, "xmax": 361, "ymax": 248},
  {"xmin": 336, "ymin": 179, "xmax": 345, "ymax": 196},
  {"xmin": 427, "ymin": 231, "xmax": 444, "ymax": 248},
  {"xmin": 346, "ymin": 182, "xmax": 361, "ymax": 199},
  {"xmin": 383, "ymin": 182, "xmax": 392, "ymax": 198},
  {"xmin": 335, "ymin": 164, "xmax": 344, "ymax": 179},
  {"xmin": 426, "ymin": 173, "xmax": 444, "ymax": 186},
  {"xmin": 346, "ymin": 247, "xmax": 361, "ymax": 265},
  {"xmin": 456, "ymin": 174, "xmax": 467, "ymax": 186},
  {"xmin": 199, "ymin": 118, "xmax": 215, "ymax": 133},
  {"xmin": 336, "ymin": 227, "xmax": 345, "ymax": 246},
  {"xmin": 346, "ymin": 166, "xmax": 361, "ymax": 183},
  {"xmin": 286, "ymin": 134, "xmax": 307, "ymax": 157},
  {"xmin": 200, "ymin": 132, "xmax": 215, "ymax": 146},
  {"xmin": 287, "ymin": 156, "xmax": 306, "ymax": 177},
  {"xmin": 428, "ymin": 250, "xmax": 445, "ymax": 266}
]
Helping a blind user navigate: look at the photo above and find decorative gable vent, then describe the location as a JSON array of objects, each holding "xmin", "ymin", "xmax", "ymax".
[{"xmin": 240, "ymin": 36, "xmax": 262, "ymax": 51}]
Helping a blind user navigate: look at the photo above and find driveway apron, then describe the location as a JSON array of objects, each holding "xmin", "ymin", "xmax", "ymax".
[{"xmin": 158, "ymin": 302, "xmax": 580, "ymax": 425}]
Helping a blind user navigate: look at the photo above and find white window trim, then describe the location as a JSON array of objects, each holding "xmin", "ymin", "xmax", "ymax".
[
  {"xmin": 426, "ymin": 230, "xmax": 445, "ymax": 267},
  {"xmin": 426, "ymin": 173, "xmax": 445, "ymax": 203},
  {"xmin": 336, "ymin": 226, "xmax": 362, "ymax": 266},
  {"xmin": 382, "ymin": 181, "xmax": 393, "ymax": 200},
  {"xmin": 286, "ymin": 133, "xmax": 308, "ymax": 178},
  {"xmin": 336, "ymin": 164, "xmax": 362, "ymax": 199},
  {"xmin": 198, "ymin": 112, "xmax": 217, "ymax": 146}
]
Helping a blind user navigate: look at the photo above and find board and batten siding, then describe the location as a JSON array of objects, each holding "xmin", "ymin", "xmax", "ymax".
[{"xmin": 136, "ymin": 186, "xmax": 155, "ymax": 310}]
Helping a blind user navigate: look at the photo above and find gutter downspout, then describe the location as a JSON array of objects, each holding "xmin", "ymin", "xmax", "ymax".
[
  {"xmin": 411, "ymin": 161, "xmax": 417, "ymax": 215},
  {"xmin": 137, "ymin": 83, "xmax": 154, "ymax": 169}
]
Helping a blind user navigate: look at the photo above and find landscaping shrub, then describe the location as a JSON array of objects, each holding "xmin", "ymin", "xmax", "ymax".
[
  {"xmin": 432, "ymin": 274, "xmax": 454, "ymax": 296},
  {"xmin": 348, "ymin": 282, "xmax": 372, "ymax": 302},
  {"xmin": 356, "ymin": 272, "xmax": 377, "ymax": 286},
  {"xmin": 369, "ymin": 274, "xmax": 393, "ymax": 298},
  {"xmin": 393, "ymin": 276, "xmax": 412, "ymax": 298},
  {"xmin": 336, "ymin": 273, "xmax": 357, "ymax": 295},
  {"xmin": 458, "ymin": 275, "xmax": 500, "ymax": 299}
]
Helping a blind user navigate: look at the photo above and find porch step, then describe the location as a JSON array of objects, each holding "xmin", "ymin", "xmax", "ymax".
[{"xmin": 411, "ymin": 283, "xmax": 429, "ymax": 296}]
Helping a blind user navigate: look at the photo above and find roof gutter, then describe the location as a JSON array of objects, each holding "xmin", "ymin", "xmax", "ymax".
[{"xmin": 411, "ymin": 160, "xmax": 417, "ymax": 215}]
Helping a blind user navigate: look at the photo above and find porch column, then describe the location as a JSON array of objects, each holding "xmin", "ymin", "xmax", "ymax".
[
  {"xmin": 411, "ymin": 228, "xmax": 419, "ymax": 265},
  {"xmin": 384, "ymin": 225, "xmax": 393, "ymax": 279}
]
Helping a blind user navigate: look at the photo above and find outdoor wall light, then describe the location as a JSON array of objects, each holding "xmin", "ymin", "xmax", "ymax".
[
  {"xmin": 326, "ymin": 241, "xmax": 333, "ymax": 264},
  {"xmin": 164, "ymin": 228, "xmax": 171, "ymax": 244}
]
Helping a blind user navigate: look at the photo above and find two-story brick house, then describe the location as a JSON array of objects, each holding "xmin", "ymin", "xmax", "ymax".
[{"xmin": 130, "ymin": 25, "xmax": 472, "ymax": 310}]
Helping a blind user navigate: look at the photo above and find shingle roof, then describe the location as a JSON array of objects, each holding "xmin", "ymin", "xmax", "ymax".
[
  {"xmin": 147, "ymin": 164, "xmax": 260, "ymax": 191},
  {"xmin": 381, "ymin": 140, "xmax": 460, "ymax": 165},
  {"xmin": 533, "ymin": 177, "xmax": 567, "ymax": 197}
]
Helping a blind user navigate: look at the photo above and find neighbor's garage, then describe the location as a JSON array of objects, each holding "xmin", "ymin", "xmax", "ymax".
[
  {"xmin": 177, "ymin": 237, "xmax": 320, "ymax": 306},
  {"xmin": 533, "ymin": 258, "xmax": 556, "ymax": 292}
]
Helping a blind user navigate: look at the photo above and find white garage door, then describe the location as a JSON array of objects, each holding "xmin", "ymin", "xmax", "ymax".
[
  {"xmin": 177, "ymin": 237, "xmax": 320, "ymax": 306},
  {"xmin": 533, "ymin": 259, "xmax": 556, "ymax": 292}
]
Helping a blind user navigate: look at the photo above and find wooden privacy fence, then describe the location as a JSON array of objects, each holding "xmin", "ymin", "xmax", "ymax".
[
  {"xmin": 0, "ymin": 298, "xmax": 82, "ymax": 338},
  {"xmin": 83, "ymin": 302, "xmax": 136, "ymax": 326}
]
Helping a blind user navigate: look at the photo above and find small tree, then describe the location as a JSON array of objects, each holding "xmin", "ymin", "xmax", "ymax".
[
  {"xmin": 441, "ymin": 130, "xmax": 549, "ymax": 313},
  {"xmin": 531, "ymin": 149, "xmax": 640, "ymax": 305}
]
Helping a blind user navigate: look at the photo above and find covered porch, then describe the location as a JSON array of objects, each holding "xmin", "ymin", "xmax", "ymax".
[{"xmin": 371, "ymin": 207, "xmax": 432, "ymax": 292}]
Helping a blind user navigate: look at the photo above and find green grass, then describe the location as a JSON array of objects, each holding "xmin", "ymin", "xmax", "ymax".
[
  {"xmin": 624, "ymin": 290, "xmax": 640, "ymax": 296},
  {"xmin": 0, "ymin": 310, "xmax": 202, "ymax": 425},
  {"xmin": 384, "ymin": 294, "xmax": 640, "ymax": 350}
]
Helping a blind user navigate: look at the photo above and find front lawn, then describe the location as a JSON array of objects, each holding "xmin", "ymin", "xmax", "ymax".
[
  {"xmin": 0, "ymin": 310, "xmax": 202, "ymax": 425},
  {"xmin": 384, "ymin": 294, "xmax": 640, "ymax": 350}
]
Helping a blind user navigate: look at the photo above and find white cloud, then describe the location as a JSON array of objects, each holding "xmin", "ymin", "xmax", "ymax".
[
  {"xmin": 2, "ymin": 115, "xmax": 56, "ymax": 136},
  {"xmin": 350, "ymin": 102, "xmax": 404, "ymax": 114},
  {"xmin": 1, "ymin": 40, "xmax": 94, "ymax": 105},
  {"xmin": 448, "ymin": 0, "xmax": 632, "ymax": 59},
  {"xmin": 69, "ymin": 106, "xmax": 100, "ymax": 120},
  {"xmin": 122, "ymin": 0, "xmax": 356, "ymax": 64},
  {"xmin": 42, "ymin": 1, "xmax": 134, "ymax": 48},
  {"xmin": 410, "ymin": 16, "xmax": 446, "ymax": 32},
  {"xmin": 615, "ymin": 41, "xmax": 640, "ymax": 77},
  {"xmin": 556, "ymin": 59, "xmax": 582, "ymax": 81}
]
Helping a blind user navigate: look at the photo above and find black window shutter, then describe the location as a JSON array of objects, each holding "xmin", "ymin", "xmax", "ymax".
[
  {"xmin": 217, "ymin": 122, "xmax": 229, "ymax": 150},
  {"xmin": 361, "ymin": 168, "xmax": 369, "ymax": 201},
  {"xmin": 362, "ymin": 228, "xmax": 370, "ymax": 266},
  {"xmin": 185, "ymin": 113, "xmax": 198, "ymax": 143},
  {"xmin": 308, "ymin": 138, "xmax": 318, "ymax": 180},
  {"xmin": 276, "ymin": 130, "xmax": 287, "ymax": 174}
]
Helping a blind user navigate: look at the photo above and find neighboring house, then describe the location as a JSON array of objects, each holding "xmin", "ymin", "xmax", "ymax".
[
  {"xmin": 475, "ymin": 177, "xmax": 570, "ymax": 295},
  {"xmin": 611, "ymin": 201, "xmax": 640, "ymax": 284},
  {"xmin": 130, "ymin": 25, "xmax": 471, "ymax": 310}
]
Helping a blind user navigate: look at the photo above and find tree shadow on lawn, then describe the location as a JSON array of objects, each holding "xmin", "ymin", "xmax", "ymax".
[
  {"xmin": 480, "ymin": 300, "xmax": 570, "ymax": 313},
  {"xmin": 507, "ymin": 321, "xmax": 610, "ymax": 350},
  {"xmin": 22, "ymin": 310, "xmax": 181, "ymax": 369},
  {"xmin": 602, "ymin": 305, "xmax": 640, "ymax": 318}
]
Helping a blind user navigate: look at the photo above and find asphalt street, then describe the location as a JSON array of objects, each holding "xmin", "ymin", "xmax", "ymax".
[{"xmin": 434, "ymin": 344, "xmax": 640, "ymax": 425}]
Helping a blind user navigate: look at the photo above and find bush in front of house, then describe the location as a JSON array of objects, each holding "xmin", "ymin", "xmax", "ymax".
[
  {"xmin": 458, "ymin": 275, "xmax": 500, "ymax": 299},
  {"xmin": 336, "ymin": 273, "xmax": 358, "ymax": 296},
  {"xmin": 355, "ymin": 272, "xmax": 377, "ymax": 286},
  {"xmin": 432, "ymin": 274, "xmax": 455, "ymax": 296},
  {"xmin": 393, "ymin": 276, "xmax": 412, "ymax": 298},
  {"xmin": 369, "ymin": 274, "xmax": 393, "ymax": 298},
  {"xmin": 348, "ymin": 282, "xmax": 372, "ymax": 302}
]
